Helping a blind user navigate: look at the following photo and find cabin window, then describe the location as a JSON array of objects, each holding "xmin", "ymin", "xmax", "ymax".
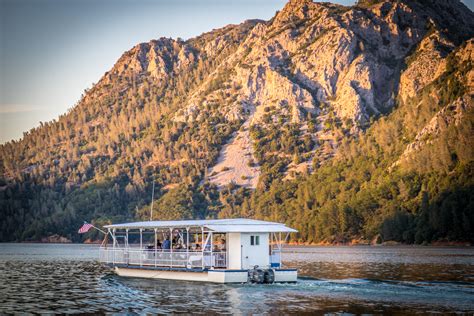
[{"xmin": 250, "ymin": 235, "xmax": 260, "ymax": 246}]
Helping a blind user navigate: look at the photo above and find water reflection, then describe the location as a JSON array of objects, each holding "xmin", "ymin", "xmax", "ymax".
[
  {"xmin": 0, "ymin": 244, "xmax": 473, "ymax": 314},
  {"xmin": 287, "ymin": 245, "xmax": 474, "ymax": 283}
]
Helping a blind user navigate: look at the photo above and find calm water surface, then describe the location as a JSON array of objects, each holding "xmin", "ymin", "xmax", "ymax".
[{"xmin": 0, "ymin": 243, "xmax": 473, "ymax": 314}]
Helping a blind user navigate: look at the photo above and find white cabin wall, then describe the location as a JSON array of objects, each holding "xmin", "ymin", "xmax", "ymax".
[
  {"xmin": 241, "ymin": 233, "xmax": 270, "ymax": 269},
  {"xmin": 227, "ymin": 233, "xmax": 242, "ymax": 269}
]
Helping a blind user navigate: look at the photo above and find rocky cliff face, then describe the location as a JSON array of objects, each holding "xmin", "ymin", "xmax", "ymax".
[
  {"xmin": 396, "ymin": 39, "xmax": 474, "ymax": 168},
  {"xmin": 169, "ymin": 0, "xmax": 474, "ymax": 187}
]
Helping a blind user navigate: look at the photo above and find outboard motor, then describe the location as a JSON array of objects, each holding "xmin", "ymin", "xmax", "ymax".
[
  {"xmin": 248, "ymin": 265, "xmax": 265, "ymax": 284},
  {"xmin": 263, "ymin": 269, "xmax": 275, "ymax": 284},
  {"xmin": 248, "ymin": 266, "xmax": 275, "ymax": 284}
]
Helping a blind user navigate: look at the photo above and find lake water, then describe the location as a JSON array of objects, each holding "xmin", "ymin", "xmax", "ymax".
[{"xmin": 0, "ymin": 244, "xmax": 473, "ymax": 314}]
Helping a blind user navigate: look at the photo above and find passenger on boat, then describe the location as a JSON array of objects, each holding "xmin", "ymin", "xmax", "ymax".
[
  {"xmin": 162, "ymin": 238, "xmax": 171, "ymax": 250},
  {"xmin": 172, "ymin": 237, "xmax": 182, "ymax": 249},
  {"xmin": 156, "ymin": 239, "xmax": 162, "ymax": 250},
  {"xmin": 220, "ymin": 239, "xmax": 226, "ymax": 251}
]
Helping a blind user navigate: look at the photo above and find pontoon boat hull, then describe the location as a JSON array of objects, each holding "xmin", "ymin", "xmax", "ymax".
[{"xmin": 113, "ymin": 265, "xmax": 297, "ymax": 283}]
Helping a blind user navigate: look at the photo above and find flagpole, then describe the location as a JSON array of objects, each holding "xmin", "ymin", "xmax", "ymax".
[
  {"xmin": 91, "ymin": 224, "xmax": 107, "ymax": 235},
  {"xmin": 150, "ymin": 179, "xmax": 155, "ymax": 221}
]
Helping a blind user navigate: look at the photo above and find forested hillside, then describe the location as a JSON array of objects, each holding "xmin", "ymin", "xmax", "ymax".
[{"xmin": 1, "ymin": 0, "xmax": 473, "ymax": 244}]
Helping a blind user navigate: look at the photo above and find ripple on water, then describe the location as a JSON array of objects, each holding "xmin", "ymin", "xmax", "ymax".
[{"xmin": 0, "ymin": 244, "xmax": 474, "ymax": 314}]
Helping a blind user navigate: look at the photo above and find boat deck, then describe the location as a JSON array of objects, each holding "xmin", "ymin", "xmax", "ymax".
[{"xmin": 110, "ymin": 263, "xmax": 298, "ymax": 283}]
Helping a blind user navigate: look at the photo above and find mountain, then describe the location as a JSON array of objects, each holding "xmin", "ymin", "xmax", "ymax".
[{"xmin": 1, "ymin": 0, "xmax": 473, "ymax": 244}]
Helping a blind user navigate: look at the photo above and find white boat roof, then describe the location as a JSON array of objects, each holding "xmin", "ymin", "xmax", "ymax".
[{"xmin": 104, "ymin": 218, "xmax": 297, "ymax": 233}]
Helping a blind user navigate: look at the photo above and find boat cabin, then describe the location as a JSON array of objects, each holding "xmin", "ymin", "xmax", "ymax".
[{"xmin": 99, "ymin": 218, "xmax": 297, "ymax": 283}]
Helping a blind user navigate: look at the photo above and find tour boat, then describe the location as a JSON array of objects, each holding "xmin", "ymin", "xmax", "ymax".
[{"xmin": 99, "ymin": 218, "xmax": 298, "ymax": 283}]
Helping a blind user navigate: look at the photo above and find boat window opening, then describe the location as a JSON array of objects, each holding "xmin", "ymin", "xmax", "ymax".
[{"xmin": 250, "ymin": 235, "xmax": 260, "ymax": 246}]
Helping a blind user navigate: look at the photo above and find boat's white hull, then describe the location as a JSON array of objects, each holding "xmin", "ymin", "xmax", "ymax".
[{"xmin": 114, "ymin": 266, "xmax": 297, "ymax": 283}]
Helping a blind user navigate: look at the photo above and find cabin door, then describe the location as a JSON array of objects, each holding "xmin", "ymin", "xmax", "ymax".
[{"xmin": 241, "ymin": 233, "xmax": 269, "ymax": 269}]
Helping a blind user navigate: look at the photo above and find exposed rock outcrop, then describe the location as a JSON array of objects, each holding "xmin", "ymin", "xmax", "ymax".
[{"xmin": 399, "ymin": 31, "xmax": 454, "ymax": 102}]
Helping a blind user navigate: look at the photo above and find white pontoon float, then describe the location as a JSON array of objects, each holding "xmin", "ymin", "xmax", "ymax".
[{"xmin": 99, "ymin": 218, "xmax": 298, "ymax": 283}]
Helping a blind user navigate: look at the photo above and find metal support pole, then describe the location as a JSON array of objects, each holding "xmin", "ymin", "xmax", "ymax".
[
  {"xmin": 279, "ymin": 232, "xmax": 282, "ymax": 268},
  {"xmin": 125, "ymin": 228, "xmax": 129, "ymax": 264},
  {"xmin": 210, "ymin": 232, "xmax": 213, "ymax": 269},
  {"xmin": 112, "ymin": 229, "xmax": 116, "ymax": 265},
  {"xmin": 282, "ymin": 232, "xmax": 290, "ymax": 268},
  {"xmin": 170, "ymin": 228, "xmax": 173, "ymax": 268},
  {"xmin": 140, "ymin": 229, "xmax": 143, "ymax": 267},
  {"xmin": 186, "ymin": 227, "xmax": 189, "ymax": 268},
  {"xmin": 226, "ymin": 233, "xmax": 229, "ymax": 269},
  {"xmin": 269, "ymin": 232, "xmax": 273, "ymax": 265},
  {"xmin": 201, "ymin": 227, "xmax": 204, "ymax": 270},
  {"xmin": 106, "ymin": 228, "xmax": 111, "ymax": 262},
  {"xmin": 140, "ymin": 229, "xmax": 143, "ymax": 249},
  {"xmin": 154, "ymin": 228, "xmax": 157, "ymax": 267},
  {"xmin": 126, "ymin": 229, "xmax": 129, "ymax": 248},
  {"xmin": 150, "ymin": 180, "xmax": 155, "ymax": 221},
  {"xmin": 270, "ymin": 232, "xmax": 272, "ymax": 254}
]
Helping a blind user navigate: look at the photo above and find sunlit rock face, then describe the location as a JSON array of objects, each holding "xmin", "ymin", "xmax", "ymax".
[{"xmin": 169, "ymin": 0, "xmax": 473, "ymax": 186}]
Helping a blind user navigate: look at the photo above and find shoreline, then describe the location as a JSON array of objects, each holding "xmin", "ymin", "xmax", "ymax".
[
  {"xmin": 286, "ymin": 241, "xmax": 472, "ymax": 247},
  {"xmin": 0, "ymin": 241, "xmax": 470, "ymax": 247}
]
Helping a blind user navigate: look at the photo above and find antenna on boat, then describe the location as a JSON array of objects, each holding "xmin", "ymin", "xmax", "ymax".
[{"xmin": 150, "ymin": 179, "xmax": 155, "ymax": 221}]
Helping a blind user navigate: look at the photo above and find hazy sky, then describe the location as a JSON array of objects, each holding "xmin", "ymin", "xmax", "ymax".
[{"xmin": 0, "ymin": 0, "xmax": 471, "ymax": 144}]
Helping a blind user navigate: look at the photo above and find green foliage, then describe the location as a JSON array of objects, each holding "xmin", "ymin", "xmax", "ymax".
[{"xmin": 139, "ymin": 184, "xmax": 210, "ymax": 221}]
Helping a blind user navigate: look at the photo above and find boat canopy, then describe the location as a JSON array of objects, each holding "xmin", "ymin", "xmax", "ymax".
[{"xmin": 104, "ymin": 218, "xmax": 297, "ymax": 233}]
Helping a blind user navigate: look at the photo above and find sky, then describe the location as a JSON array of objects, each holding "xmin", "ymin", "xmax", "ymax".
[{"xmin": 0, "ymin": 0, "xmax": 471, "ymax": 144}]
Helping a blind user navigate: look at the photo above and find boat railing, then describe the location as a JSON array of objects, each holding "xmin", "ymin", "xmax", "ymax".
[
  {"xmin": 99, "ymin": 247, "xmax": 227, "ymax": 269},
  {"xmin": 269, "ymin": 250, "xmax": 281, "ymax": 268}
]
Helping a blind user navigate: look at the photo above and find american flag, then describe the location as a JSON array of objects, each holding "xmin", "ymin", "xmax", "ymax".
[{"xmin": 78, "ymin": 222, "xmax": 93, "ymax": 234}]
